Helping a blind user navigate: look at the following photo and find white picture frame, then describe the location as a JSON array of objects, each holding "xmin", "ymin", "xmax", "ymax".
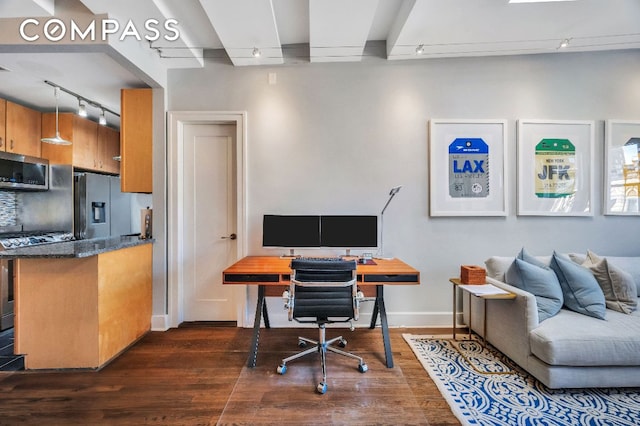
[
  {"xmin": 517, "ymin": 119, "xmax": 594, "ymax": 216},
  {"xmin": 429, "ymin": 119, "xmax": 507, "ymax": 216},
  {"xmin": 604, "ymin": 120, "xmax": 640, "ymax": 215}
]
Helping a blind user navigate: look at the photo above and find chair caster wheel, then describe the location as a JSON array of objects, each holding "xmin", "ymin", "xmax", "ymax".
[
  {"xmin": 338, "ymin": 339, "xmax": 347, "ymax": 348},
  {"xmin": 277, "ymin": 364, "xmax": 287, "ymax": 374},
  {"xmin": 317, "ymin": 382, "xmax": 327, "ymax": 394},
  {"xmin": 298, "ymin": 340, "xmax": 307, "ymax": 348},
  {"xmin": 358, "ymin": 363, "xmax": 368, "ymax": 373}
]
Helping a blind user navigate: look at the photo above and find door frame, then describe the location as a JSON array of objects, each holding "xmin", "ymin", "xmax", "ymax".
[{"xmin": 167, "ymin": 111, "xmax": 247, "ymax": 328}]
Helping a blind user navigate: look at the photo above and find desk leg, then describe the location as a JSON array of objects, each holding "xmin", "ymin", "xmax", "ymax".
[
  {"xmin": 369, "ymin": 298, "xmax": 379, "ymax": 329},
  {"xmin": 376, "ymin": 285, "xmax": 394, "ymax": 368},
  {"xmin": 247, "ymin": 285, "xmax": 268, "ymax": 368}
]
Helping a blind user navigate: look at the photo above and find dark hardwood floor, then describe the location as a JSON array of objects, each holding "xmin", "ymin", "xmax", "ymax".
[{"xmin": 0, "ymin": 326, "xmax": 460, "ymax": 425}]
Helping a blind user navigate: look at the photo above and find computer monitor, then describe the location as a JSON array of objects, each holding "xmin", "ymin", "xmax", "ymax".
[
  {"xmin": 262, "ymin": 215, "xmax": 321, "ymax": 248},
  {"xmin": 320, "ymin": 215, "xmax": 378, "ymax": 249}
]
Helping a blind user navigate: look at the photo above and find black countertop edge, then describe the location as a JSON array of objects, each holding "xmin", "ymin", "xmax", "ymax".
[{"xmin": 0, "ymin": 236, "xmax": 154, "ymax": 259}]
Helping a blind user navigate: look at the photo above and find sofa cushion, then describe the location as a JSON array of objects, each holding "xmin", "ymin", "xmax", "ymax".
[
  {"xmin": 530, "ymin": 307, "xmax": 640, "ymax": 366},
  {"xmin": 583, "ymin": 252, "xmax": 637, "ymax": 314},
  {"xmin": 603, "ymin": 256, "xmax": 640, "ymax": 297},
  {"xmin": 550, "ymin": 253, "xmax": 606, "ymax": 320},
  {"xmin": 506, "ymin": 258, "xmax": 563, "ymax": 322},
  {"xmin": 570, "ymin": 252, "xmax": 640, "ymax": 297}
]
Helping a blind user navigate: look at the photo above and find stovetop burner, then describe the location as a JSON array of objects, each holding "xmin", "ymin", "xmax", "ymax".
[{"xmin": 0, "ymin": 231, "xmax": 74, "ymax": 250}]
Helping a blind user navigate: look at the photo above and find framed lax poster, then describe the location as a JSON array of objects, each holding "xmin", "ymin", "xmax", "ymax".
[
  {"xmin": 429, "ymin": 119, "xmax": 507, "ymax": 216},
  {"xmin": 517, "ymin": 119, "xmax": 594, "ymax": 216}
]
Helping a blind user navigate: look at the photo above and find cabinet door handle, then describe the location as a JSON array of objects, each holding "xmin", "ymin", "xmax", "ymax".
[
  {"xmin": 0, "ymin": 137, "xmax": 3, "ymax": 148},
  {"xmin": 10, "ymin": 139, "xmax": 14, "ymax": 150}
]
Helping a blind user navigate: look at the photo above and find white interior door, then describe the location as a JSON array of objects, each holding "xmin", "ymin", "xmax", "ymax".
[{"xmin": 182, "ymin": 123, "xmax": 238, "ymax": 321}]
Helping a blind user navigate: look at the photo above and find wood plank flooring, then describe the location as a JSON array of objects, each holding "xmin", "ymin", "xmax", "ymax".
[{"xmin": 0, "ymin": 326, "xmax": 460, "ymax": 425}]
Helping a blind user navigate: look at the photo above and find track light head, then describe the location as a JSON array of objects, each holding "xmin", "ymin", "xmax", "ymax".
[{"xmin": 99, "ymin": 109, "xmax": 107, "ymax": 126}]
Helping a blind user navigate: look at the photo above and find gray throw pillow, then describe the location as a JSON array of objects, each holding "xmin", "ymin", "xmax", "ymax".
[
  {"xmin": 550, "ymin": 252, "xmax": 606, "ymax": 320},
  {"xmin": 506, "ymin": 257, "xmax": 563, "ymax": 322},
  {"xmin": 583, "ymin": 252, "xmax": 637, "ymax": 314}
]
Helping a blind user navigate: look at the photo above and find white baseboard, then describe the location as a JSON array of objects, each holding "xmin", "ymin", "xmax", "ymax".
[
  {"xmin": 151, "ymin": 314, "xmax": 170, "ymax": 331},
  {"xmin": 244, "ymin": 311, "xmax": 454, "ymax": 328}
]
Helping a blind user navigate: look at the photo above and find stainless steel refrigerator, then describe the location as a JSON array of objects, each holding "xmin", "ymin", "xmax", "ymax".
[{"xmin": 74, "ymin": 172, "xmax": 132, "ymax": 239}]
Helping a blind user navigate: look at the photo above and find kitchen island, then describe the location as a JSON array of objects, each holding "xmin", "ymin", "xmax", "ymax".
[{"xmin": 2, "ymin": 236, "xmax": 153, "ymax": 370}]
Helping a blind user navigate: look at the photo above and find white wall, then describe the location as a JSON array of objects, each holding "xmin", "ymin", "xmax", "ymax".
[{"xmin": 166, "ymin": 49, "xmax": 640, "ymax": 327}]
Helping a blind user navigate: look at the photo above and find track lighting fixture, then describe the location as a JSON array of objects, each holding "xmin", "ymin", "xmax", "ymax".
[
  {"xmin": 252, "ymin": 47, "xmax": 261, "ymax": 58},
  {"xmin": 78, "ymin": 99, "xmax": 87, "ymax": 117},
  {"xmin": 99, "ymin": 109, "xmax": 107, "ymax": 126},
  {"xmin": 415, "ymin": 44, "xmax": 425, "ymax": 55},
  {"xmin": 44, "ymin": 80, "xmax": 120, "ymax": 128},
  {"xmin": 558, "ymin": 38, "xmax": 571, "ymax": 49}
]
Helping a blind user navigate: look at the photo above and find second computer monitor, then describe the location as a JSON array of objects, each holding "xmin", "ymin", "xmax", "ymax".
[{"xmin": 320, "ymin": 215, "xmax": 378, "ymax": 248}]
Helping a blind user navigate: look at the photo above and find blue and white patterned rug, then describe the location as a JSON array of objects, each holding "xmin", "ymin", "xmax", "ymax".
[{"xmin": 403, "ymin": 335, "xmax": 640, "ymax": 426}]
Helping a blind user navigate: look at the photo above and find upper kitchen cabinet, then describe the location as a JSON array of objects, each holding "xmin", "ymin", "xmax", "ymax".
[
  {"xmin": 120, "ymin": 89, "xmax": 152, "ymax": 193},
  {"xmin": 41, "ymin": 113, "xmax": 120, "ymax": 174},
  {"xmin": 97, "ymin": 125, "xmax": 120, "ymax": 174},
  {"xmin": 4, "ymin": 101, "xmax": 42, "ymax": 158},
  {"xmin": 0, "ymin": 99, "xmax": 5, "ymax": 151}
]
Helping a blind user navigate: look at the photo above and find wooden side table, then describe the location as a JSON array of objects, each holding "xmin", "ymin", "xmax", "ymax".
[{"xmin": 450, "ymin": 277, "xmax": 516, "ymax": 346}]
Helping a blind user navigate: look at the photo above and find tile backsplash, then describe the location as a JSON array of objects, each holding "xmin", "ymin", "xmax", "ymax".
[{"xmin": 0, "ymin": 191, "xmax": 17, "ymax": 227}]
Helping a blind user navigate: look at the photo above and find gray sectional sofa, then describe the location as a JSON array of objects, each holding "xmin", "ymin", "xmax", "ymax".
[{"xmin": 465, "ymin": 252, "xmax": 640, "ymax": 389}]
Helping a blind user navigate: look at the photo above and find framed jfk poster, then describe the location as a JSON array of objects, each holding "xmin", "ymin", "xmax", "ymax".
[
  {"xmin": 604, "ymin": 120, "xmax": 640, "ymax": 215},
  {"xmin": 429, "ymin": 119, "xmax": 507, "ymax": 216},
  {"xmin": 517, "ymin": 119, "xmax": 594, "ymax": 216}
]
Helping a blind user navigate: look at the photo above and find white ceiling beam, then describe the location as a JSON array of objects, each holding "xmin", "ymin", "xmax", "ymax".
[
  {"xmin": 309, "ymin": 0, "xmax": 379, "ymax": 63},
  {"xmin": 78, "ymin": 0, "xmax": 204, "ymax": 69},
  {"xmin": 198, "ymin": 0, "xmax": 283, "ymax": 66},
  {"xmin": 0, "ymin": 0, "xmax": 54, "ymax": 17},
  {"xmin": 387, "ymin": 0, "xmax": 640, "ymax": 61}
]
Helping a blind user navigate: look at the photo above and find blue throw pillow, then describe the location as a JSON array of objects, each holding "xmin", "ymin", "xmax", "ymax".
[
  {"xmin": 506, "ymin": 257, "xmax": 563, "ymax": 322},
  {"xmin": 517, "ymin": 247, "xmax": 548, "ymax": 269},
  {"xmin": 550, "ymin": 253, "xmax": 606, "ymax": 320}
]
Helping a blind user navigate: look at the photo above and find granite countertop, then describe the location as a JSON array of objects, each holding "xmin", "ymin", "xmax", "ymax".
[{"xmin": 0, "ymin": 235, "xmax": 154, "ymax": 259}]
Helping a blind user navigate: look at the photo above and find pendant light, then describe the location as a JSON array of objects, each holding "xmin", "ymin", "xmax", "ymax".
[{"xmin": 41, "ymin": 86, "xmax": 72, "ymax": 145}]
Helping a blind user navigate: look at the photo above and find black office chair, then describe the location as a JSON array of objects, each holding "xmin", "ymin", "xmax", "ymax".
[{"xmin": 277, "ymin": 258, "xmax": 368, "ymax": 394}]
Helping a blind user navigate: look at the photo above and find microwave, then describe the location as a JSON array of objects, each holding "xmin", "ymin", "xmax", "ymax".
[{"xmin": 0, "ymin": 151, "xmax": 49, "ymax": 191}]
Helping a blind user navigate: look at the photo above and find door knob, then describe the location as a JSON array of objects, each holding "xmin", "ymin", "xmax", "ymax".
[{"xmin": 221, "ymin": 233, "xmax": 237, "ymax": 240}]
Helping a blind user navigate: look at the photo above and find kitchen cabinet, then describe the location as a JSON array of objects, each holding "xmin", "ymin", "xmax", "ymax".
[
  {"xmin": 14, "ymin": 243, "xmax": 152, "ymax": 369},
  {"xmin": 121, "ymin": 88, "xmax": 152, "ymax": 193},
  {"xmin": 0, "ymin": 99, "xmax": 5, "ymax": 151},
  {"xmin": 4, "ymin": 100, "xmax": 41, "ymax": 158},
  {"xmin": 97, "ymin": 125, "xmax": 120, "ymax": 174},
  {"xmin": 42, "ymin": 113, "xmax": 120, "ymax": 174}
]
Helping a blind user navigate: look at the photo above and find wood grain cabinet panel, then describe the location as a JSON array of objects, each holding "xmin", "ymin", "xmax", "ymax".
[
  {"xmin": 42, "ymin": 113, "xmax": 120, "ymax": 174},
  {"xmin": 0, "ymin": 99, "xmax": 5, "ymax": 151},
  {"xmin": 5, "ymin": 100, "xmax": 41, "ymax": 157},
  {"xmin": 97, "ymin": 125, "xmax": 121, "ymax": 174},
  {"xmin": 14, "ymin": 244, "xmax": 152, "ymax": 370},
  {"xmin": 121, "ymin": 88, "xmax": 152, "ymax": 193}
]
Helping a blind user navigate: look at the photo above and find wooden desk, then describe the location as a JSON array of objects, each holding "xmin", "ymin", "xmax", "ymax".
[{"xmin": 223, "ymin": 256, "xmax": 420, "ymax": 368}]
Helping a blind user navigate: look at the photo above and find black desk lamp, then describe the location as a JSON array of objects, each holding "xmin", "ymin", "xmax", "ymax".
[{"xmin": 379, "ymin": 185, "xmax": 402, "ymax": 259}]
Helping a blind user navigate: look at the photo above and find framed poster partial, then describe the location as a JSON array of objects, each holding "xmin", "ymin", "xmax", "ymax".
[
  {"xmin": 517, "ymin": 119, "xmax": 594, "ymax": 216},
  {"xmin": 429, "ymin": 119, "xmax": 507, "ymax": 216},
  {"xmin": 604, "ymin": 120, "xmax": 640, "ymax": 215}
]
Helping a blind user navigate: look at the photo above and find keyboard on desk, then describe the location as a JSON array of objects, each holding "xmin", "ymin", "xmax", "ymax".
[{"xmin": 295, "ymin": 256, "xmax": 345, "ymax": 262}]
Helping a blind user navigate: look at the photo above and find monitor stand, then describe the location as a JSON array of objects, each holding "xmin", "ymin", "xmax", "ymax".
[{"xmin": 280, "ymin": 249, "xmax": 298, "ymax": 259}]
